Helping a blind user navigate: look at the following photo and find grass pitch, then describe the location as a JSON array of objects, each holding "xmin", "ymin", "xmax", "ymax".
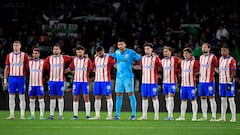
[{"xmin": 0, "ymin": 111, "xmax": 239, "ymax": 135}]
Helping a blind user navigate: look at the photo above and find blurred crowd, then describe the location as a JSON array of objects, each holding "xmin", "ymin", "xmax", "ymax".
[{"xmin": 0, "ymin": 0, "xmax": 240, "ymax": 91}]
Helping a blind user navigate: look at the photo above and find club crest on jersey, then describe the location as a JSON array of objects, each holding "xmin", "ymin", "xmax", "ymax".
[
  {"xmin": 208, "ymin": 86, "xmax": 213, "ymax": 91},
  {"xmin": 107, "ymin": 85, "xmax": 111, "ymax": 90},
  {"xmin": 125, "ymin": 54, "xmax": 129, "ymax": 58},
  {"xmin": 152, "ymin": 87, "xmax": 157, "ymax": 92},
  {"xmin": 191, "ymin": 89, "xmax": 196, "ymax": 94},
  {"xmin": 172, "ymin": 85, "xmax": 176, "ymax": 90}
]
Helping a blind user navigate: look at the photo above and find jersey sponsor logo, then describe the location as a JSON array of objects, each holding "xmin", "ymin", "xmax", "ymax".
[
  {"xmin": 10, "ymin": 63, "xmax": 23, "ymax": 66},
  {"xmin": 95, "ymin": 65, "xmax": 107, "ymax": 68},
  {"xmin": 75, "ymin": 67, "xmax": 87, "ymax": 71},
  {"xmin": 142, "ymin": 65, "xmax": 154, "ymax": 69},
  {"xmin": 200, "ymin": 64, "xmax": 210, "ymax": 68},
  {"xmin": 163, "ymin": 66, "xmax": 173, "ymax": 70},
  {"xmin": 182, "ymin": 69, "xmax": 192, "ymax": 72},
  {"xmin": 220, "ymin": 67, "xmax": 229, "ymax": 70},
  {"xmin": 30, "ymin": 69, "xmax": 42, "ymax": 72},
  {"xmin": 51, "ymin": 64, "xmax": 62, "ymax": 67}
]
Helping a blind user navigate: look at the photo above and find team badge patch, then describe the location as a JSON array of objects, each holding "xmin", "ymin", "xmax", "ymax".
[{"xmin": 172, "ymin": 85, "xmax": 176, "ymax": 90}]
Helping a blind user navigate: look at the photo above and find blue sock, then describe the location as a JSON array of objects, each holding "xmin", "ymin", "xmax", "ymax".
[
  {"xmin": 129, "ymin": 95, "xmax": 137, "ymax": 117},
  {"xmin": 116, "ymin": 95, "xmax": 123, "ymax": 117}
]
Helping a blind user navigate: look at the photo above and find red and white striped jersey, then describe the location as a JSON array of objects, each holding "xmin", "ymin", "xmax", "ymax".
[
  {"xmin": 181, "ymin": 59, "xmax": 199, "ymax": 87},
  {"xmin": 44, "ymin": 55, "xmax": 72, "ymax": 82},
  {"xmin": 141, "ymin": 55, "xmax": 162, "ymax": 84},
  {"xmin": 69, "ymin": 57, "xmax": 93, "ymax": 82},
  {"xmin": 162, "ymin": 56, "xmax": 180, "ymax": 83},
  {"xmin": 28, "ymin": 59, "xmax": 44, "ymax": 86},
  {"xmin": 219, "ymin": 56, "xmax": 236, "ymax": 84},
  {"xmin": 199, "ymin": 54, "xmax": 218, "ymax": 82},
  {"xmin": 93, "ymin": 54, "xmax": 116, "ymax": 82},
  {"xmin": 5, "ymin": 52, "xmax": 29, "ymax": 76}
]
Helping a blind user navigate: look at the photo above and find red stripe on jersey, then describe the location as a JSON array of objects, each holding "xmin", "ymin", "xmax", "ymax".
[
  {"xmin": 94, "ymin": 55, "xmax": 113, "ymax": 82},
  {"xmin": 29, "ymin": 59, "xmax": 44, "ymax": 86},
  {"xmin": 7, "ymin": 52, "xmax": 27, "ymax": 76},
  {"xmin": 219, "ymin": 56, "xmax": 236, "ymax": 83}
]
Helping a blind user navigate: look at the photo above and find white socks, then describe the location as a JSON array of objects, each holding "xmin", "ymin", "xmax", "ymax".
[
  {"xmin": 191, "ymin": 100, "xmax": 198, "ymax": 119},
  {"xmin": 168, "ymin": 97, "xmax": 174, "ymax": 117},
  {"xmin": 58, "ymin": 98, "xmax": 64, "ymax": 116},
  {"xmin": 180, "ymin": 101, "xmax": 187, "ymax": 117},
  {"xmin": 107, "ymin": 98, "xmax": 113, "ymax": 117},
  {"xmin": 142, "ymin": 99, "xmax": 148, "ymax": 117},
  {"xmin": 85, "ymin": 101, "xmax": 91, "ymax": 117},
  {"xmin": 153, "ymin": 99, "xmax": 159, "ymax": 118},
  {"xmin": 30, "ymin": 98, "xmax": 45, "ymax": 117},
  {"xmin": 220, "ymin": 97, "xmax": 227, "ymax": 120},
  {"xmin": 200, "ymin": 99, "xmax": 208, "ymax": 118},
  {"xmin": 165, "ymin": 97, "xmax": 169, "ymax": 112},
  {"xmin": 9, "ymin": 95, "xmax": 16, "ymax": 116},
  {"xmin": 95, "ymin": 99, "xmax": 101, "ymax": 117},
  {"xmin": 50, "ymin": 99, "xmax": 56, "ymax": 116},
  {"xmin": 38, "ymin": 99, "xmax": 45, "ymax": 117},
  {"xmin": 73, "ymin": 101, "xmax": 79, "ymax": 116},
  {"xmin": 228, "ymin": 97, "xmax": 236, "ymax": 121},
  {"xmin": 29, "ymin": 99, "xmax": 36, "ymax": 116},
  {"xmin": 19, "ymin": 94, "xmax": 26, "ymax": 116},
  {"xmin": 209, "ymin": 98, "xmax": 217, "ymax": 118}
]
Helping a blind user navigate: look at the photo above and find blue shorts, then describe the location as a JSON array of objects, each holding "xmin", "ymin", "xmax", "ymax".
[
  {"xmin": 73, "ymin": 82, "xmax": 89, "ymax": 95},
  {"xmin": 180, "ymin": 86, "xmax": 197, "ymax": 100},
  {"xmin": 198, "ymin": 82, "xmax": 215, "ymax": 96},
  {"xmin": 94, "ymin": 82, "xmax": 112, "ymax": 96},
  {"xmin": 48, "ymin": 81, "xmax": 64, "ymax": 96},
  {"xmin": 219, "ymin": 83, "xmax": 235, "ymax": 97},
  {"xmin": 115, "ymin": 78, "xmax": 134, "ymax": 93},
  {"xmin": 28, "ymin": 86, "xmax": 44, "ymax": 96},
  {"xmin": 163, "ymin": 83, "xmax": 176, "ymax": 95},
  {"xmin": 141, "ymin": 83, "xmax": 158, "ymax": 97},
  {"xmin": 8, "ymin": 76, "xmax": 26, "ymax": 94}
]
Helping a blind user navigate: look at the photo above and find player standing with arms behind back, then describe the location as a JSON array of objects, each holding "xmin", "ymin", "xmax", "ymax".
[{"xmin": 198, "ymin": 43, "xmax": 218, "ymax": 121}]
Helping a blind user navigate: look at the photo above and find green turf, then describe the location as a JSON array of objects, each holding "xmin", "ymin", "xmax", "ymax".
[{"xmin": 0, "ymin": 111, "xmax": 239, "ymax": 135}]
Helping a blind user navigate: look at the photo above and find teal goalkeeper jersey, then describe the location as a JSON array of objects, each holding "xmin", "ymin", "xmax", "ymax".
[{"xmin": 109, "ymin": 48, "xmax": 141, "ymax": 79}]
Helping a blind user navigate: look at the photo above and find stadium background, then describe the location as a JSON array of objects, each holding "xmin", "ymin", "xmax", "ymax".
[{"xmin": 0, "ymin": 0, "xmax": 240, "ymax": 112}]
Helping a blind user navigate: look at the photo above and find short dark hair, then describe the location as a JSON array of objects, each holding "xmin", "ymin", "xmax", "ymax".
[
  {"xmin": 144, "ymin": 43, "xmax": 153, "ymax": 49},
  {"xmin": 183, "ymin": 47, "xmax": 192, "ymax": 53},
  {"xmin": 163, "ymin": 46, "xmax": 172, "ymax": 52},
  {"xmin": 221, "ymin": 43, "xmax": 229, "ymax": 49},
  {"xmin": 95, "ymin": 46, "xmax": 104, "ymax": 52},
  {"xmin": 53, "ymin": 43, "xmax": 62, "ymax": 50},
  {"xmin": 118, "ymin": 39, "xmax": 126, "ymax": 44},
  {"xmin": 76, "ymin": 45, "xmax": 86, "ymax": 51}
]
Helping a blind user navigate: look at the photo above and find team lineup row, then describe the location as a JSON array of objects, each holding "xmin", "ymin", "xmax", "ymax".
[{"xmin": 3, "ymin": 40, "xmax": 237, "ymax": 122}]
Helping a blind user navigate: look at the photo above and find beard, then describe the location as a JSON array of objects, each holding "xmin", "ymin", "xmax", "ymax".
[{"xmin": 202, "ymin": 50, "xmax": 208, "ymax": 54}]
